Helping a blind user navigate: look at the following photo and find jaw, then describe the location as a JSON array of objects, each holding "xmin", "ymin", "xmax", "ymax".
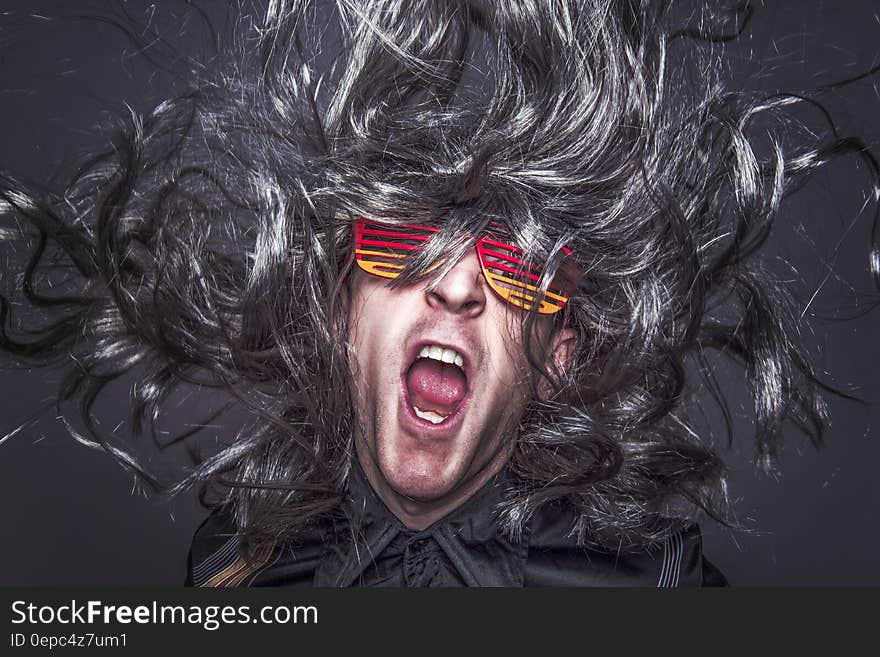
[
  {"xmin": 360, "ymin": 368, "xmax": 525, "ymax": 527},
  {"xmin": 376, "ymin": 337, "xmax": 527, "ymax": 501},
  {"xmin": 356, "ymin": 420, "xmax": 516, "ymax": 530},
  {"xmin": 348, "ymin": 321, "xmax": 531, "ymax": 528}
]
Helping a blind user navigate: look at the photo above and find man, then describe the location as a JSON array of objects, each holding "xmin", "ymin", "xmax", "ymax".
[
  {"xmin": 186, "ymin": 220, "xmax": 725, "ymax": 586},
  {"xmin": 2, "ymin": 0, "xmax": 874, "ymax": 586}
]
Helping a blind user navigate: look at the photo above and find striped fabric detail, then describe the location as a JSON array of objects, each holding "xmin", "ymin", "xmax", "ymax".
[
  {"xmin": 192, "ymin": 536, "xmax": 273, "ymax": 588},
  {"xmin": 656, "ymin": 531, "xmax": 684, "ymax": 588}
]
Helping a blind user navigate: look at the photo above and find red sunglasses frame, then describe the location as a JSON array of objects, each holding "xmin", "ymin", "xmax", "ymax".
[{"xmin": 353, "ymin": 218, "xmax": 573, "ymax": 315}]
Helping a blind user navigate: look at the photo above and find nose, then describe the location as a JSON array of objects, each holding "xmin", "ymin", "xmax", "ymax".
[{"xmin": 425, "ymin": 249, "xmax": 487, "ymax": 317}]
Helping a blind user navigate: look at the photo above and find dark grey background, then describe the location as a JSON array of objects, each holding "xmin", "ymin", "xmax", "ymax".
[{"xmin": 0, "ymin": 1, "xmax": 878, "ymax": 585}]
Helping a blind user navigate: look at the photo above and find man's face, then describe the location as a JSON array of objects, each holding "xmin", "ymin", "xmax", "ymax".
[{"xmin": 346, "ymin": 247, "xmax": 571, "ymax": 527}]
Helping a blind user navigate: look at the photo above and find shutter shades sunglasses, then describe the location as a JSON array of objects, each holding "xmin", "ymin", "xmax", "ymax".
[{"xmin": 353, "ymin": 218, "xmax": 573, "ymax": 315}]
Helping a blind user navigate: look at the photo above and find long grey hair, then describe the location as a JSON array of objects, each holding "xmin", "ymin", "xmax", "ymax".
[{"xmin": 1, "ymin": 0, "xmax": 877, "ymax": 553}]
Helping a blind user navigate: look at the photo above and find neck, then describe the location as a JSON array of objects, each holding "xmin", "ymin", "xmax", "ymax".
[{"xmin": 354, "ymin": 443, "xmax": 513, "ymax": 531}]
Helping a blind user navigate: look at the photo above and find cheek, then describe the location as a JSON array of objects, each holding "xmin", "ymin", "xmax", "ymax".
[
  {"xmin": 483, "ymin": 312, "xmax": 534, "ymax": 399},
  {"xmin": 346, "ymin": 297, "xmax": 376, "ymax": 404},
  {"xmin": 347, "ymin": 283, "xmax": 382, "ymax": 361},
  {"xmin": 347, "ymin": 288, "xmax": 402, "ymax": 396}
]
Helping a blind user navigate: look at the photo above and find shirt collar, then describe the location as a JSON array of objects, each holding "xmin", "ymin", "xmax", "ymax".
[{"xmin": 313, "ymin": 458, "xmax": 527, "ymax": 586}]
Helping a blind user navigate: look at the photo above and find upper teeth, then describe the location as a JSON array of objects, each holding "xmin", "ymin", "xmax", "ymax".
[{"xmin": 418, "ymin": 345, "xmax": 464, "ymax": 368}]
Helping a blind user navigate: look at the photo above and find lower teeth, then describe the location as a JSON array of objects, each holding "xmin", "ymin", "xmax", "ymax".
[{"xmin": 413, "ymin": 405, "xmax": 449, "ymax": 424}]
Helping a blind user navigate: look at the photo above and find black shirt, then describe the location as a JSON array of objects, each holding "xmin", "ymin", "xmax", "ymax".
[{"xmin": 187, "ymin": 461, "xmax": 727, "ymax": 587}]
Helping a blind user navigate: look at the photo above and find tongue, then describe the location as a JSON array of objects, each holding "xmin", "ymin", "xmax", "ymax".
[{"xmin": 406, "ymin": 359, "xmax": 467, "ymax": 415}]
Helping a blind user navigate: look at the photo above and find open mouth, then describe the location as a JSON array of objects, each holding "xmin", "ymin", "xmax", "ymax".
[{"xmin": 404, "ymin": 344, "xmax": 468, "ymax": 426}]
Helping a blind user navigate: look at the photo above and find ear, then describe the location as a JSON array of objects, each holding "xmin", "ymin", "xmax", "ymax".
[{"xmin": 537, "ymin": 326, "xmax": 577, "ymax": 401}]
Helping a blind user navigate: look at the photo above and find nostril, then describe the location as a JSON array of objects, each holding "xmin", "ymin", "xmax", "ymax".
[
  {"xmin": 424, "ymin": 254, "xmax": 486, "ymax": 314},
  {"xmin": 427, "ymin": 289, "xmax": 448, "ymax": 308}
]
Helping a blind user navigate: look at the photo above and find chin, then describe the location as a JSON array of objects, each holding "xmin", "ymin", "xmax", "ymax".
[{"xmin": 380, "ymin": 449, "xmax": 461, "ymax": 502}]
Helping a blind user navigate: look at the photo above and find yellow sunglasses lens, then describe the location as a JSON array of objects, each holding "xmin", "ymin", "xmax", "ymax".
[
  {"xmin": 476, "ymin": 238, "xmax": 568, "ymax": 315},
  {"xmin": 354, "ymin": 220, "xmax": 571, "ymax": 315}
]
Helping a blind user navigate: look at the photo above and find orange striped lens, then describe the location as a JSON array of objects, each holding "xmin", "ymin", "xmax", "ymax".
[
  {"xmin": 475, "ymin": 236, "xmax": 570, "ymax": 315},
  {"xmin": 354, "ymin": 220, "xmax": 439, "ymax": 279},
  {"xmin": 353, "ymin": 219, "xmax": 571, "ymax": 315}
]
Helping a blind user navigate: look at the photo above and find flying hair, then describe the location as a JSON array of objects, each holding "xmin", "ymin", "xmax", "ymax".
[{"xmin": 1, "ymin": 0, "xmax": 878, "ymax": 554}]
